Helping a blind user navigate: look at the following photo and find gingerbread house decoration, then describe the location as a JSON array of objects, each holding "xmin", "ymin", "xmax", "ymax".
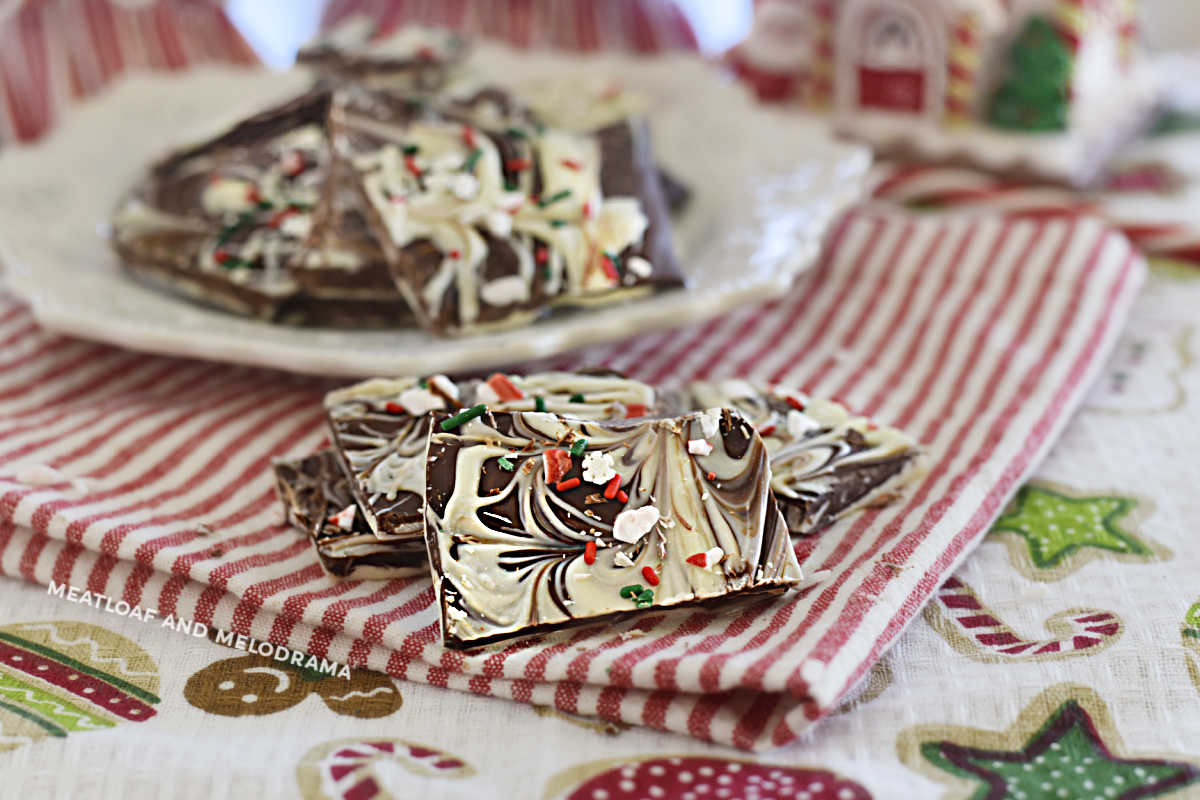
[{"xmin": 732, "ymin": 0, "xmax": 1158, "ymax": 185}]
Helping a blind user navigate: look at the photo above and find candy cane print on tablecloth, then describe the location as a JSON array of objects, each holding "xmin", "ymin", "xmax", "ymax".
[
  {"xmin": 923, "ymin": 577, "xmax": 1123, "ymax": 662},
  {"xmin": 296, "ymin": 738, "xmax": 473, "ymax": 800},
  {"xmin": 897, "ymin": 684, "xmax": 1200, "ymax": 800}
]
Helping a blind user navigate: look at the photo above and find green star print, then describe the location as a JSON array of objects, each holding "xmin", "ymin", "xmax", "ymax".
[
  {"xmin": 991, "ymin": 486, "xmax": 1149, "ymax": 569},
  {"xmin": 921, "ymin": 700, "xmax": 1200, "ymax": 800}
]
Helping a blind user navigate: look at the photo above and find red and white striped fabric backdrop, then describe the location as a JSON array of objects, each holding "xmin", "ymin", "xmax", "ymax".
[
  {"xmin": 0, "ymin": 207, "xmax": 1144, "ymax": 749},
  {"xmin": 870, "ymin": 162, "xmax": 1200, "ymax": 266},
  {"xmin": 320, "ymin": 0, "xmax": 698, "ymax": 53},
  {"xmin": 0, "ymin": 0, "xmax": 257, "ymax": 144}
]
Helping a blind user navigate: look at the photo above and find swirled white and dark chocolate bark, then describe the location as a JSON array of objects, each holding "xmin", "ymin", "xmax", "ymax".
[
  {"xmin": 273, "ymin": 450, "xmax": 426, "ymax": 580},
  {"xmin": 298, "ymin": 20, "xmax": 468, "ymax": 93},
  {"xmin": 424, "ymin": 408, "xmax": 804, "ymax": 649},
  {"xmin": 324, "ymin": 371, "xmax": 657, "ymax": 543},
  {"xmin": 329, "ymin": 84, "xmax": 683, "ymax": 334},
  {"xmin": 682, "ymin": 380, "xmax": 924, "ymax": 536}
]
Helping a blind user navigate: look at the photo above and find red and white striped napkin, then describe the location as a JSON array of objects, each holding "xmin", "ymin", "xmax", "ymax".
[{"xmin": 0, "ymin": 207, "xmax": 1144, "ymax": 749}]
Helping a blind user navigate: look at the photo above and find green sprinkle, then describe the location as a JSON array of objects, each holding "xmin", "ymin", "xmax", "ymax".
[
  {"xmin": 537, "ymin": 189, "xmax": 572, "ymax": 208},
  {"xmin": 636, "ymin": 589, "xmax": 655, "ymax": 604},
  {"xmin": 569, "ymin": 393, "xmax": 585, "ymax": 403},
  {"xmin": 505, "ymin": 179, "xmax": 518, "ymax": 191},
  {"xmin": 619, "ymin": 584, "xmax": 643, "ymax": 599},
  {"xmin": 419, "ymin": 378, "xmax": 428, "ymax": 388},
  {"xmin": 440, "ymin": 404, "xmax": 487, "ymax": 431},
  {"xmin": 462, "ymin": 147, "xmax": 482, "ymax": 172},
  {"xmin": 497, "ymin": 456, "xmax": 515, "ymax": 471},
  {"xmin": 256, "ymin": 200, "xmax": 273, "ymax": 210},
  {"xmin": 402, "ymin": 143, "xmax": 420, "ymax": 155},
  {"xmin": 505, "ymin": 127, "xmax": 527, "ymax": 139},
  {"xmin": 534, "ymin": 121, "xmax": 547, "ymax": 135},
  {"xmin": 550, "ymin": 219, "xmax": 567, "ymax": 228},
  {"xmin": 534, "ymin": 396, "xmax": 546, "ymax": 412},
  {"xmin": 218, "ymin": 256, "xmax": 247, "ymax": 270},
  {"xmin": 570, "ymin": 439, "xmax": 587, "ymax": 457}
]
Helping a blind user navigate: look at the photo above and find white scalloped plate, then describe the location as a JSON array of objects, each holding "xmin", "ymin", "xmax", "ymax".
[{"xmin": 0, "ymin": 46, "xmax": 869, "ymax": 377}]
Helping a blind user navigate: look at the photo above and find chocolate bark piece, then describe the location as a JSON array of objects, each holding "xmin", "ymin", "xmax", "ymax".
[
  {"xmin": 275, "ymin": 295, "xmax": 417, "ymax": 329},
  {"xmin": 273, "ymin": 451, "xmax": 426, "ymax": 580},
  {"xmin": 687, "ymin": 380, "xmax": 924, "ymax": 536},
  {"xmin": 657, "ymin": 167, "xmax": 691, "ymax": 215},
  {"xmin": 331, "ymin": 86, "xmax": 684, "ymax": 336},
  {"xmin": 324, "ymin": 371, "xmax": 656, "ymax": 543},
  {"xmin": 298, "ymin": 21, "xmax": 467, "ymax": 93},
  {"xmin": 424, "ymin": 408, "xmax": 803, "ymax": 649},
  {"xmin": 111, "ymin": 91, "xmax": 331, "ymax": 321},
  {"xmin": 288, "ymin": 151, "xmax": 412, "ymax": 306}
]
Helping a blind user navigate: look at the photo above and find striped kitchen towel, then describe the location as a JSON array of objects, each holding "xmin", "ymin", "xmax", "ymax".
[{"xmin": 0, "ymin": 207, "xmax": 1145, "ymax": 749}]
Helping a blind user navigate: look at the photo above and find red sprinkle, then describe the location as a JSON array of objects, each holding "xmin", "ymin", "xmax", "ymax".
[
  {"xmin": 706, "ymin": 471, "xmax": 716, "ymax": 481},
  {"xmin": 555, "ymin": 477, "xmax": 581, "ymax": 492},
  {"xmin": 268, "ymin": 207, "xmax": 297, "ymax": 228},
  {"xmin": 582, "ymin": 200, "xmax": 592, "ymax": 218},
  {"xmin": 867, "ymin": 422, "xmax": 878, "ymax": 431},
  {"xmin": 584, "ymin": 540, "xmax": 597, "ymax": 565},
  {"xmin": 759, "ymin": 424, "xmax": 776, "ymax": 437},
  {"xmin": 417, "ymin": 45, "xmax": 436, "ymax": 60},
  {"xmin": 404, "ymin": 155, "xmax": 422, "ymax": 179},
  {"xmin": 384, "ymin": 401, "xmax": 406, "ymax": 414},
  {"xmin": 641, "ymin": 566, "xmax": 660, "ymax": 586},
  {"xmin": 560, "ymin": 158, "xmax": 583, "ymax": 171},
  {"xmin": 213, "ymin": 249, "xmax": 230, "ymax": 264},
  {"xmin": 603, "ymin": 474, "xmax": 621, "ymax": 500},
  {"xmin": 448, "ymin": 249, "xmax": 462, "ymax": 259},
  {"xmin": 535, "ymin": 246, "xmax": 549, "ymax": 265},
  {"xmin": 543, "ymin": 449, "xmax": 572, "ymax": 483},
  {"xmin": 461, "ymin": 125, "xmax": 476, "ymax": 148},
  {"xmin": 624, "ymin": 403, "xmax": 648, "ymax": 419},
  {"xmin": 685, "ymin": 553, "xmax": 707, "ymax": 568},
  {"xmin": 616, "ymin": 490, "xmax": 629, "ymax": 503},
  {"xmin": 600, "ymin": 255, "xmax": 619, "ymax": 282},
  {"xmin": 282, "ymin": 151, "xmax": 306, "ymax": 177},
  {"xmin": 245, "ymin": 186, "xmax": 261, "ymax": 204},
  {"xmin": 506, "ymin": 157, "xmax": 532, "ymax": 171},
  {"xmin": 485, "ymin": 372, "xmax": 524, "ymax": 402},
  {"xmin": 786, "ymin": 395, "xmax": 806, "ymax": 411}
]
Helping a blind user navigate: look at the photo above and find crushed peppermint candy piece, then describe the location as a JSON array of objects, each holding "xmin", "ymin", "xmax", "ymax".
[
  {"xmin": 581, "ymin": 451, "xmax": 616, "ymax": 484},
  {"xmin": 698, "ymin": 408, "xmax": 721, "ymax": 439},
  {"xmin": 685, "ymin": 552, "xmax": 708, "ymax": 567},
  {"xmin": 475, "ymin": 382, "xmax": 500, "ymax": 405},
  {"xmin": 485, "ymin": 372, "xmax": 524, "ymax": 402},
  {"xmin": 624, "ymin": 255, "xmax": 653, "ymax": 278},
  {"xmin": 687, "ymin": 439, "xmax": 713, "ymax": 456},
  {"xmin": 786, "ymin": 409, "xmax": 821, "ymax": 438},
  {"xmin": 428, "ymin": 374, "xmax": 459, "ymax": 400},
  {"xmin": 480, "ymin": 275, "xmax": 529, "ymax": 306},
  {"xmin": 396, "ymin": 386, "xmax": 444, "ymax": 415},
  {"xmin": 328, "ymin": 504, "xmax": 357, "ymax": 530},
  {"xmin": 614, "ymin": 551, "xmax": 636, "ymax": 568},
  {"xmin": 704, "ymin": 546, "xmax": 725, "ymax": 568},
  {"xmin": 543, "ymin": 448, "xmax": 573, "ymax": 484},
  {"xmin": 612, "ymin": 506, "xmax": 660, "ymax": 544}
]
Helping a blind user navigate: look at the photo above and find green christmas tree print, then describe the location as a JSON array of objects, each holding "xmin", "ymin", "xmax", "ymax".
[{"xmin": 988, "ymin": 16, "xmax": 1072, "ymax": 132}]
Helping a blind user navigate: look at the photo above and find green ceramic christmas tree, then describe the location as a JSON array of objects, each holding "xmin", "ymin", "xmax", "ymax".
[{"xmin": 988, "ymin": 16, "xmax": 1072, "ymax": 132}]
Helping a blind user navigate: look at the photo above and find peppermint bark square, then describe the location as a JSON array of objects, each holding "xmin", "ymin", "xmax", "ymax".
[
  {"xmin": 273, "ymin": 451, "xmax": 426, "ymax": 580},
  {"xmin": 324, "ymin": 371, "xmax": 657, "ymax": 543},
  {"xmin": 110, "ymin": 91, "xmax": 331, "ymax": 321},
  {"xmin": 687, "ymin": 380, "xmax": 924, "ymax": 536},
  {"xmin": 331, "ymin": 87, "xmax": 683, "ymax": 335},
  {"xmin": 423, "ymin": 408, "xmax": 803, "ymax": 649}
]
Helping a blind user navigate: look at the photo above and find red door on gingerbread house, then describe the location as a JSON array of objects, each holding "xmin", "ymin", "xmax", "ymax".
[{"xmin": 835, "ymin": 0, "xmax": 947, "ymax": 119}]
